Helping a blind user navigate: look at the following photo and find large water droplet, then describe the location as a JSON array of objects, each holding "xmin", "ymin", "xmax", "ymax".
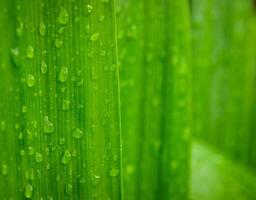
[
  {"xmin": 109, "ymin": 168, "xmax": 119, "ymax": 177},
  {"xmin": 24, "ymin": 183, "xmax": 33, "ymax": 198},
  {"xmin": 72, "ymin": 128, "xmax": 83, "ymax": 139},
  {"xmin": 39, "ymin": 22, "xmax": 46, "ymax": 36},
  {"xmin": 26, "ymin": 74, "xmax": 35, "ymax": 87},
  {"xmin": 26, "ymin": 46, "xmax": 34, "ymax": 59},
  {"xmin": 41, "ymin": 60, "xmax": 48, "ymax": 74},
  {"xmin": 61, "ymin": 150, "xmax": 71, "ymax": 165},
  {"xmin": 55, "ymin": 39, "xmax": 63, "ymax": 48},
  {"xmin": 58, "ymin": 67, "xmax": 68, "ymax": 83},
  {"xmin": 44, "ymin": 116, "xmax": 54, "ymax": 133},
  {"xmin": 87, "ymin": 4, "xmax": 93, "ymax": 14},
  {"xmin": 62, "ymin": 100, "xmax": 70, "ymax": 111},
  {"xmin": 65, "ymin": 183, "xmax": 73, "ymax": 194},
  {"xmin": 35, "ymin": 153, "xmax": 43, "ymax": 163},
  {"xmin": 57, "ymin": 7, "xmax": 69, "ymax": 24},
  {"xmin": 90, "ymin": 32, "xmax": 99, "ymax": 41},
  {"xmin": 16, "ymin": 19, "xmax": 24, "ymax": 37},
  {"xmin": 1, "ymin": 164, "xmax": 8, "ymax": 176}
]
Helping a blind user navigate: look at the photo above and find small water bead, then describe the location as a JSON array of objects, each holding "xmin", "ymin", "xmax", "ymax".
[
  {"xmin": 59, "ymin": 138, "xmax": 65, "ymax": 145},
  {"xmin": 1, "ymin": 164, "xmax": 8, "ymax": 176},
  {"xmin": 57, "ymin": 7, "xmax": 69, "ymax": 24},
  {"xmin": 99, "ymin": 15, "xmax": 105, "ymax": 22},
  {"xmin": 66, "ymin": 183, "xmax": 73, "ymax": 194},
  {"xmin": 109, "ymin": 168, "xmax": 119, "ymax": 177},
  {"xmin": 24, "ymin": 183, "xmax": 33, "ymax": 198},
  {"xmin": 87, "ymin": 4, "xmax": 93, "ymax": 14},
  {"xmin": 80, "ymin": 178, "xmax": 85, "ymax": 184},
  {"xmin": 26, "ymin": 46, "xmax": 34, "ymax": 59},
  {"xmin": 55, "ymin": 38, "xmax": 63, "ymax": 48},
  {"xmin": 61, "ymin": 150, "xmax": 71, "ymax": 165},
  {"xmin": 90, "ymin": 32, "xmax": 99, "ymax": 41},
  {"xmin": 22, "ymin": 105, "xmax": 27, "ymax": 113},
  {"xmin": 44, "ymin": 116, "xmax": 54, "ymax": 133},
  {"xmin": 35, "ymin": 153, "xmax": 43, "ymax": 163},
  {"xmin": 72, "ymin": 128, "xmax": 83, "ymax": 139},
  {"xmin": 26, "ymin": 74, "xmax": 35, "ymax": 88},
  {"xmin": 39, "ymin": 22, "xmax": 46, "ymax": 36},
  {"xmin": 28, "ymin": 146, "xmax": 34, "ymax": 156},
  {"xmin": 62, "ymin": 99, "xmax": 70, "ymax": 111},
  {"xmin": 58, "ymin": 67, "xmax": 69, "ymax": 83},
  {"xmin": 41, "ymin": 60, "xmax": 47, "ymax": 74},
  {"xmin": 16, "ymin": 19, "xmax": 24, "ymax": 37},
  {"xmin": 100, "ymin": 0, "xmax": 110, "ymax": 3},
  {"xmin": 92, "ymin": 175, "xmax": 101, "ymax": 186},
  {"xmin": 10, "ymin": 47, "xmax": 21, "ymax": 67}
]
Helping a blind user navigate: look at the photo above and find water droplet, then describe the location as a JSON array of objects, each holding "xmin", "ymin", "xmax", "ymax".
[
  {"xmin": 87, "ymin": 4, "xmax": 93, "ymax": 14},
  {"xmin": 57, "ymin": 7, "xmax": 69, "ymax": 24},
  {"xmin": 61, "ymin": 150, "xmax": 71, "ymax": 165},
  {"xmin": 100, "ymin": 0, "xmax": 110, "ymax": 2},
  {"xmin": 58, "ymin": 27, "xmax": 65, "ymax": 34},
  {"xmin": 10, "ymin": 47, "xmax": 21, "ymax": 67},
  {"xmin": 65, "ymin": 183, "xmax": 73, "ymax": 194},
  {"xmin": 28, "ymin": 146, "xmax": 34, "ymax": 155},
  {"xmin": 44, "ymin": 116, "xmax": 54, "ymax": 133},
  {"xmin": 59, "ymin": 138, "xmax": 65, "ymax": 145},
  {"xmin": 62, "ymin": 100, "xmax": 70, "ymax": 111},
  {"xmin": 109, "ymin": 168, "xmax": 119, "ymax": 177},
  {"xmin": 58, "ymin": 67, "xmax": 68, "ymax": 83},
  {"xmin": 16, "ymin": 19, "xmax": 24, "ymax": 37},
  {"xmin": 39, "ymin": 22, "xmax": 46, "ymax": 36},
  {"xmin": 80, "ymin": 178, "xmax": 86, "ymax": 184},
  {"xmin": 72, "ymin": 128, "xmax": 83, "ymax": 139},
  {"xmin": 92, "ymin": 175, "xmax": 101, "ymax": 186},
  {"xmin": 26, "ymin": 74, "xmax": 35, "ymax": 88},
  {"xmin": 56, "ymin": 174, "xmax": 60, "ymax": 182},
  {"xmin": 24, "ymin": 183, "xmax": 33, "ymax": 198},
  {"xmin": 26, "ymin": 46, "xmax": 34, "ymax": 59},
  {"xmin": 90, "ymin": 32, "xmax": 99, "ymax": 41},
  {"xmin": 99, "ymin": 15, "xmax": 105, "ymax": 22},
  {"xmin": 1, "ymin": 164, "xmax": 8, "ymax": 175},
  {"xmin": 55, "ymin": 38, "xmax": 63, "ymax": 48},
  {"xmin": 41, "ymin": 60, "xmax": 47, "ymax": 74},
  {"xmin": 35, "ymin": 153, "xmax": 43, "ymax": 163},
  {"xmin": 22, "ymin": 105, "xmax": 27, "ymax": 113}
]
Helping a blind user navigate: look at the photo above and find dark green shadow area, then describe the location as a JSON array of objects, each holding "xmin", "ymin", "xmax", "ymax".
[{"xmin": 191, "ymin": 141, "xmax": 256, "ymax": 200}]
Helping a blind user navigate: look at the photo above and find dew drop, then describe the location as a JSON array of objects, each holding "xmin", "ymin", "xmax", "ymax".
[
  {"xmin": 109, "ymin": 168, "xmax": 119, "ymax": 177},
  {"xmin": 28, "ymin": 146, "xmax": 34, "ymax": 156},
  {"xmin": 65, "ymin": 183, "xmax": 73, "ymax": 194},
  {"xmin": 90, "ymin": 32, "xmax": 99, "ymax": 41},
  {"xmin": 16, "ymin": 19, "xmax": 24, "ymax": 37},
  {"xmin": 26, "ymin": 46, "xmax": 34, "ymax": 59},
  {"xmin": 87, "ymin": 4, "xmax": 93, "ymax": 14},
  {"xmin": 22, "ymin": 105, "xmax": 28, "ymax": 113},
  {"xmin": 100, "ymin": 0, "xmax": 110, "ymax": 2},
  {"xmin": 57, "ymin": 7, "xmax": 69, "ymax": 24},
  {"xmin": 55, "ymin": 38, "xmax": 63, "ymax": 48},
  {"xmin": 80, "ymin": 178, "xmax": 86, "ymax": 184},
  {"xmin": 61, "ymin": 150, "xmax": 71, "ymax": 165},
  {"xmin": 58, "ymin": 67, "xmax": 69, "ymax": 83},
  {"xmin": 1, "ymin": 164, "xmax": 8, "ymax": 176},
  {"xmin": 26, "ymin": 74, "xmax": 35, "ymax": 88},
  {"xmin": 44, "ymin": 116, "xmax": 54, "ymax": 133},
  {"xmin": 72, "ymin": 128, "xmax": 83, "ymax": 139},
  {"xmin": 24, "ymin": 183, "xmax": 33, "ymax": 198},
  {"xmin": 41, "ymin": 60, "xmax": 48, "ymax": 74},
  {"xmin": 62, "ymin": 100, "xmax": 70, "ymax": 111},
  {"xmin": 39, "ymin": 22, "xmax": 46, "ymax": 36},
  {"xmin": 92, "ymin": 175, "xmax": 101, "ymax": 186},
  {"xmin": 59, "ymin": 138, "xmax": 65, "ymax": 145},
  {"xmin": 35, "ymin": 153, "xmax": 43, "ymax": 163}
]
